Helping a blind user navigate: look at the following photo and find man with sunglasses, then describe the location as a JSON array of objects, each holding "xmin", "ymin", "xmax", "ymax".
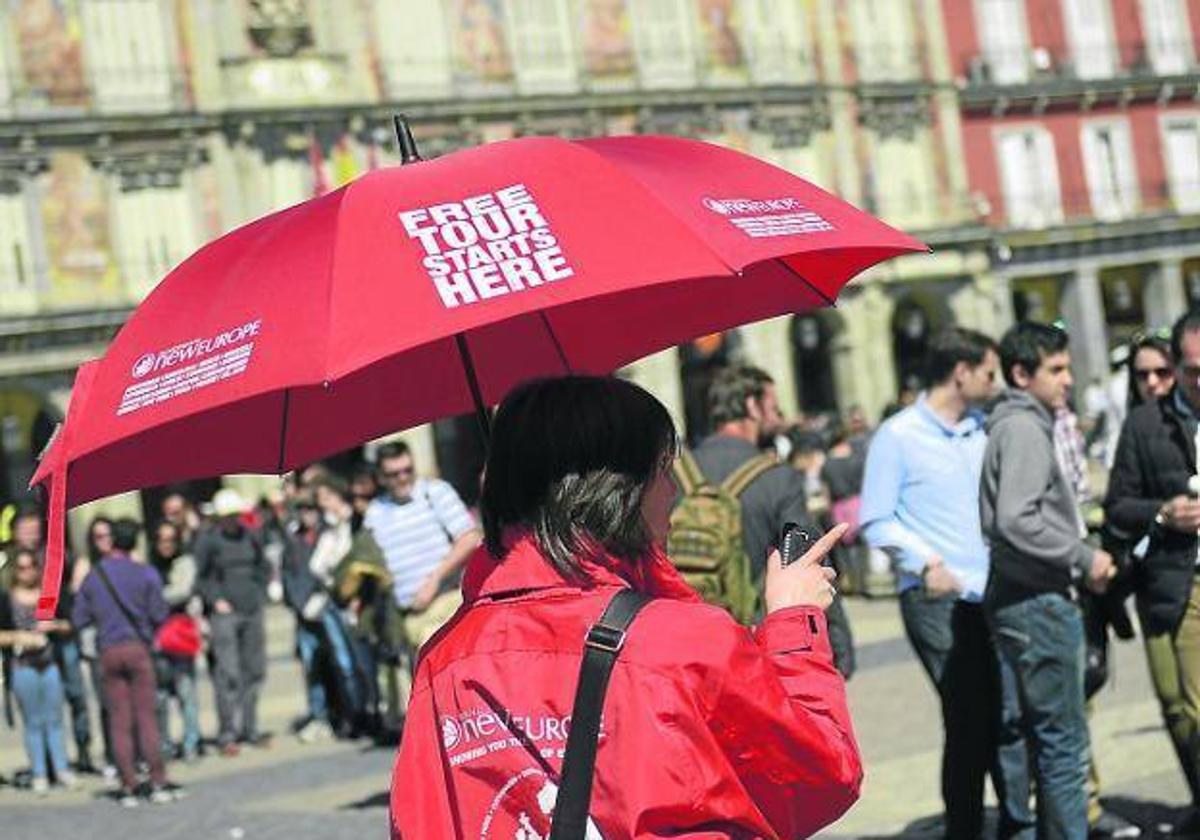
[
  {"xmin": 363, "ymin": 442, "xmax": 480, "ymax": 703},
  {"xmin": 1105, "ymin": 310, "xmax": 1200, "ymax": 837}
]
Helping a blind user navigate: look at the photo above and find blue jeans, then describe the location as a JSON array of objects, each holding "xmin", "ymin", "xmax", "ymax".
[
  {"xmin": 297, "ymin": 607, "xmax": 360, "ymax": 722},
  {"xmin": 989, "ymin": 592, "xmax": 1090, "ymax": 840},
  {"xmin": 156, "ymin": 656, "xmax": 201, "ymax": 755},
  {"xmin": 55, "ymin": 638, "xmax": 92, "ymax": 758},
  {"xmin": 901, "ymin": 591, "xmax": 1033, "ymax": 839},
  {"xmin": 11, "ymin": 664, "xmax": 71, "ymax": 780}
]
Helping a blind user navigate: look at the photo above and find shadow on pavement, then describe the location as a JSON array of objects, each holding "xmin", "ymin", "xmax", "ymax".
[
  {"xmin": 1103, "ymin": 795, "xmax": 1195, "ymax": 839},
  {"xmin": 341, "ymin": 790, "xmax": 389, "ymax": 810},
  {"xmin": 849, "ymin": 799, "xmax": 1191, "ymax": 840}
]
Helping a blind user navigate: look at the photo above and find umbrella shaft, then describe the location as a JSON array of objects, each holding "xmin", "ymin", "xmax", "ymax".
[{"xmin": 455, "ymin": 333, "xmax": 492, "ymax": 448}]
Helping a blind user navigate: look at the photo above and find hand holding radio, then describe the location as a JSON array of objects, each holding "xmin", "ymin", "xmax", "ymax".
[{"xmin": 764, "ymin": 523, "xmax": 847, "ymax": 614}]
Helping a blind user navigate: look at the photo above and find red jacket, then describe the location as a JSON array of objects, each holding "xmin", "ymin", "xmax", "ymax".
[{"xmin": 390, "ymin": 534, "xmax": 862, "ymax": 839}]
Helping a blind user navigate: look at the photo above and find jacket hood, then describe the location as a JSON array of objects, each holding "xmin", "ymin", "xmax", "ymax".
[{"xmin": 986, "ymin": 388, "xmax": 1054, "ymax": 434}]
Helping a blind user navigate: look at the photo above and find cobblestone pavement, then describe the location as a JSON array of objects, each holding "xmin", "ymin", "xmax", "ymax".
[{"xmin": 0, "ymin": 599, "xmax": 1187, "ymax": 839}]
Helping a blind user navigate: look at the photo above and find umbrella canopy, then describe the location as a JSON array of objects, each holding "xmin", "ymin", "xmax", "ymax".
[{"xmin": 33, "ymin": 132, "xmax": 925, "ymax": 617}]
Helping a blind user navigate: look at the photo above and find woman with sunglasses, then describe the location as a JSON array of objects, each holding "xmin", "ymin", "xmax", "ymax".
[
  {"xmin": 1127, "ymin": 331, "xmax": 1175, "ymax": 407},
  {"xmin": 1105, "ymin": 312, "xmax": 1200, "ymax": 836},
  {"xmin": 0, "ymin": 548, "xmax": 78, "ymax": 795}
]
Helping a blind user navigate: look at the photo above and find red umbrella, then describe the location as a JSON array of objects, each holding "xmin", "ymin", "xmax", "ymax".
[{"xmin": 32, "ymin": 125, "xmax": 925, "ymax": 617}]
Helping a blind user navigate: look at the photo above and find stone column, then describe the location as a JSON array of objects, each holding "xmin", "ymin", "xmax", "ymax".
[
  {"xmin": 623, "ymin": 347, "xmax": 685, "ymax": 434},
  {"xmin": 737, "ymin": 316, "xmax": 800, "ymax": 418},
  {"xmin": 1059, "ymin": 265, "xmax": 1109, "ymax": 384},
  {"xmin": 1144, "ymin": 257, "xmax": 1187, "ymax": 330}
]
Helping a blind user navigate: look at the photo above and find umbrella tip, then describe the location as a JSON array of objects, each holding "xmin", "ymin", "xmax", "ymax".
[{"xmin": 393, "ymin": 114, "xmax": 422, "ymax": 165}]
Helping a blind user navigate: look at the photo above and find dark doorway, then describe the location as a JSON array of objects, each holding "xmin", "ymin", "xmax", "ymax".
[
  {"xmin": 432, "ymin": 414, "xmax": 488, "ymax": 508},
  {"xmin": 679, "ymin": 330, "xmax": 742, "ymax": 447},
  {"xmin": 791, "ymin": 312, "xmax": 839, "ymax": 415}
]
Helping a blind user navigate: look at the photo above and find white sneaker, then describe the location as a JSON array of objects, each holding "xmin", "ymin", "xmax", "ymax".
[
  {"xmin": 297, "ymin": 719, "xmax": 333, "ymax": 744},
  {"xmin": 57, "ymin": 770, "xmax": 79, "ymax": 790},
  {"xmin": 31, "ymin": 777, "xmax": 49, "ymax": 796},
  {"xmin": 101, "ymin": 765, "xmax": 119, "ymax": 790}
]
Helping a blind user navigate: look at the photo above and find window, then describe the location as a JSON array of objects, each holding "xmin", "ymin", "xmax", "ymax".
[
  {"xmin": 740, "ymin": 0, "xmax": 815, "ymax": 85},
  {"xmin": 371, "ymin": 0, "xmax": 453, "ymax": 98},
  {"xmin": 0, "ymin": 183, "xmax": 36, "ymax": 309},
  {"xmin": 850, "ymin": 0, "xmax": 919, "ymax": 82},
  {"xmin": 81, "ymin": 0, "xmax": 176, "ymax": 113},
  {"xmin": 873, "ymin": 135, "xmax": 938, "ymax": 230},
  {"xmin": 974, "ymin": 0, "xmax": 1030, "ymax": 84},
  {"xmin": 113, "ymin": 175, "xmax": 199, "ymax": 300},
  {"xmin": 631, "ymin": 0, "xmax": 696, "ymax": 88},
  {"xmin": 0, "ymin": 22, "xmax": 14, "ymax": 114},
  {"xmin": 996, "ymin": 128, "xmax": 1064, "ymax": 228},
  {"xmin": 505, "ymin": 0, "xmax": 576, "ymax": 93},
  {"xmin": 1062, "ymin": 0, "xmax": 1117, "ymax": 79},
  {"xmin": 750, "ymin": 139, "xmax": 825, "ymax": 190},
  {"xmin": 1139, "ymin": 0, "xmax": 1195, "ymax": 75},
  {"xmin": 1163, "ymin": 117, "xmax": 1200, "ymax": 213},
  {"xmin": 1081, "ymin": 120, "xmax": 1139, "ymax": 220}
]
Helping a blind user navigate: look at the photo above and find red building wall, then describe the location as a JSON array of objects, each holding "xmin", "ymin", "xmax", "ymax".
[
  {"xmin": 1025, "ymin": 0, "xmax": 1068, "ymax": 66},
  {"xmin": 1110, "ymin": 0, "xmax": 1147, "ymax": 68},
  {"xmin": 941, "ymin": 0, "xmax": 980, "ymax": 78},
  {"xmin": 952, "ymin": 1, "xmax": 1195, "ymax": 227}
]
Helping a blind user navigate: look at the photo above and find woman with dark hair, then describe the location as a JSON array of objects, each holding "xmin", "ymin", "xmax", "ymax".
[
  {"xmin": 0, "ymin": 548, "xmax": 78, "ymax": 795},
  {"xmin": 390, "ymin": 376, "xmax": 859, "ymax": 839},
  {"xmin": 1127, "ymin": 331, "xmax": 1175, "ymax": 408}
]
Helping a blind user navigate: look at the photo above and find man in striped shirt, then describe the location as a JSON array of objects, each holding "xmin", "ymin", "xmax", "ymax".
[{"xmin": 364, "ymin": 442, "xmax": 481, "ymax": 614}]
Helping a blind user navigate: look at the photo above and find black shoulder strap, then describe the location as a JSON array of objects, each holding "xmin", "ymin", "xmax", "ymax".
[
  {"xmin": 550, "ymin": 588, "xmax": 652, "ymax": 840},
  {"xmin": 93, "ymin": 562, "xmax": 153, "ymax": 648}
]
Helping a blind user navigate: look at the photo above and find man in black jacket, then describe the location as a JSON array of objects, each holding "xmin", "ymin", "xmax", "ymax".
[{"xmin": 1105, "ymin": 309, "xmax": 1200, "ymax": 835}]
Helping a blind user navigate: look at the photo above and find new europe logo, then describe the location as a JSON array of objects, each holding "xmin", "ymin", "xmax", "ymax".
[
  {"xmin": 130, "ymin": 319, "xmax": 263, "ymax": 379},
  {"xmin": 701, "ymin": 195, "xmax": 836, "ymax": 238}
]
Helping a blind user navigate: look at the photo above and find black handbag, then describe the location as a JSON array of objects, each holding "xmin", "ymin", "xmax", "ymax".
[{"xmin": 549, "ymin": 588, "xmax": 651, "ymax": 840}]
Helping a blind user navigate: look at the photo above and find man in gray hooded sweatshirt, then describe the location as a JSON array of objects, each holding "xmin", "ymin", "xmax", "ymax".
[{"xmin": 980, "ymin": 321, "xmax": 1114, "ymax": 840}]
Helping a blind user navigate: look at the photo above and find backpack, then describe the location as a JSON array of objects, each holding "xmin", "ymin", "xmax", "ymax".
[{"xmin": 667, "ymin": 450, "xmax": 777, "ymax": 624}]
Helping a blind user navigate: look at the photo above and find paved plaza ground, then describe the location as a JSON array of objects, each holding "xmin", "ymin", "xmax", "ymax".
[{"xmin": 0, "ymin": 599, "xmax": 1187, "ymax": 839}]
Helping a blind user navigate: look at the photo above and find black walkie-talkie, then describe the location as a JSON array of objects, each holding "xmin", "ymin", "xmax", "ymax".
[{"xmin": 778, "ymin": 521, "xmax": 819, "ymax": 568}]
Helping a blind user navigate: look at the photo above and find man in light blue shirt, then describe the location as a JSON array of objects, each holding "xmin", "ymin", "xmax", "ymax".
[{"xmin": 861, "ymin": 327, "xmax": 1030, "ymax": 840}]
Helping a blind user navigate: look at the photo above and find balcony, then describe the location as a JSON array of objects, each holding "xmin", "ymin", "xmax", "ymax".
[{"xmin": 958, "ymin": 40, "xmax": 1199, "ymax": 114}]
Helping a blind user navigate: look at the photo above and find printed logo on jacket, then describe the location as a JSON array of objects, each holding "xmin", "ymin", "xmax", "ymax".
[
  {"xmin": 480, "ymin": 770, "xmax": 605, "ymax": 840},
  {"xmin": 440, "ymin": 708, "xmax": 601, "ymax": 768},
  {"xmin": 398, "ymin": 184, "xmax": 574, "ymax": 309}
]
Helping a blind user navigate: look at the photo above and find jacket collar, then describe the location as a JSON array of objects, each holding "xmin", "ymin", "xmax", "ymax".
[{"xmin": 462, "ymin": 530, "xmax": 700, "ymax": 605}]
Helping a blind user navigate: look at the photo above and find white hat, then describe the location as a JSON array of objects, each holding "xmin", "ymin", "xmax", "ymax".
[{"xmin": 211, "ymin": 488, "xmax": 249, "ymax": 518}]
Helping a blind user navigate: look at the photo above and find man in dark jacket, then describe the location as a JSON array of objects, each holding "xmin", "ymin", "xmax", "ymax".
[
  {"xmin": 194, "ymin": 488, "xmax": 270, "ymax": 755},
  {"xmin": 1105, "ymin": 309, "xmax": 1200, "ymax": 836},
  {"xmin": 690, "ymin": 365, "xmax": 853, "ymax": 677},
  {"xmin": 981, "ymin": 322, "xmax": 1114, "ymax": 840}
]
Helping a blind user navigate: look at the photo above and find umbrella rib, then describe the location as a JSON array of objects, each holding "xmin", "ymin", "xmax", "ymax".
[
  {"xmin": 774, "ymin": 258, "xmax": 837, "ymax": 308},
  {"xmin": 277, "ymin": 388, "xmax": 291, "ymax": 474},
  {"xmin": 538, "ymin": 311, "xmax": 573, "ymax": 374}
]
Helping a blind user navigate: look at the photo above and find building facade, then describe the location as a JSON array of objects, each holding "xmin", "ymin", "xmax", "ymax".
[{"xmin": 0, "ymin": 0, "xmax": 1195, "ymax": 524}]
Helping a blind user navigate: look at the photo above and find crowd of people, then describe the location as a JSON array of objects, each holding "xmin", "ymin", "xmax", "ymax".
[
  {"xmin": 0, "ymin": 438, "xmax": 483, "ymax": 807},
  {"xmin": 857, "ymin": 313, "xmax": 1200, "ymax": 840},
  {"xmin": 0, "ymin": 312, "xmax": 1195, "ymax": 837}
]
